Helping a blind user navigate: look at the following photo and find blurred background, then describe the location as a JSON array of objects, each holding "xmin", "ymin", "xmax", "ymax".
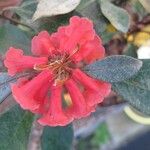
[{"xmin": 73, "ymin": 103, "xmax": 150, "ymax": 150}]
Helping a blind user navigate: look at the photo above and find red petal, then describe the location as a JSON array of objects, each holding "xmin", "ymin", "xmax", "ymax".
[
  {"xmin": 4, "ymin": 47, "xmax": 47, "ymax": 76},
  {"xmin": 51, "ymin": 16, "xmax": 95, "ymax": 53},
  {"xmin": 31, "ymin": 31, "xmax": 56, "ymax": 56},
  {"xmin": 72, "ymin": 69, "xmax": 111, "ymax": 106},
  {"xmin": 38, "ymin": 85, "xmax": 72, "ymax": 126},
  {"xmin": 11, "ymin": 70, "xmax": 52, "ymax": 110},
  {"xmin": 72, "ymin": 35, "xmax": 105, "ymax": 63},
  {"xmin": 65, "ymin": 79, "xmax": 94, "ymax": 119},
  {"xmin": 31, "ymin": 83, "xmax": 50, "ymax": 114}
]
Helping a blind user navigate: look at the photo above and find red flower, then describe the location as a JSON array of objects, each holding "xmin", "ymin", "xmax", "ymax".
[{"xmin": 4, "ymin": 16, "xmax": 111, "ymax": 126}]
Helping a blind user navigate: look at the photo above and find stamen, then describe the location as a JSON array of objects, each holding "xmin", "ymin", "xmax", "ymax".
[
  {"xmin": 65, "ymin": 44, "xmax": 80, "ymax": 61},
  {"xmin": 33, "ymin": 46, "xmax": 78, "ymax": 86},
  {"xmin": 34, "ymin": 64, "xmax": 50, "ymax": 71}
]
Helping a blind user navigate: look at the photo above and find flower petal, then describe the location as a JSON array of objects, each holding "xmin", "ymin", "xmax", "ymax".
[
  {"xmin": 31, "ymin": 83, "xmax": 50, "ymax": 114},
  {"xmin": 72, "ymin": 69, "xmax": 111, "ymax": 106},
  {"xmin": 31, "ymin": 31, "xmax": 56, "ymax": 56},
  {"xmin": 72, "ymin": 35, "xmax": 105, "ymax": 63},
  {"xmin": 4, "ymin": 47, "xmax": 48, "ymax": 76},
  {"xmin": 38, "ymin": 85, "xmax": 72, "ymax": 126},
  {"xmin": 65, "ymin": 79, "xmax": 94, "ymax": 119},
  {"xmin": 51, "ymin": 16, "xmax": 95, "ymax": 53},
  {"xmin": 11, "ymin": 70, "xmax": 52, "ymax": 110}
]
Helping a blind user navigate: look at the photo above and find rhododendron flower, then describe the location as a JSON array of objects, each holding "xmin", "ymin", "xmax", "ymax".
[{"xmin": 4, "ymin": 16, "xmax": 111, "ymax": 126}]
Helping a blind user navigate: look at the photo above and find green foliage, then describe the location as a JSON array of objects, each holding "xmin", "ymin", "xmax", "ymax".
[
  {"xmin": 0, "ymin": 105, "xmax": 34, "ymax": 150},
  {"xmin": 76, "ymin": 123, "xmax": 110, "ymax": 150},
  {"xmin": 33, "ymin": 0, "xmax": 81, "ymax": 20},
  {"xmin": 130, "ymin": 0, "xmax": 147, "ymax": 18},
  {"xmin": 113, "ymin": 59, "xmax": 150, "ymax": 115},
  {"xmin": 91, "ymin": 122, "xmax": 110, "ymax": 148},
  {"xmin": 0, "ymin": 23, "xmax": 31, "ymax": 54},
  {"xmin": 138, "ymin": 0, "xmax": 150, "ymax": 13},
  {"xmin": 76, "ymin": 0, "xmax": 107, "ymax": 34},
  {"xmin": 99, "ymin": 0, "xmax": 130, "ymax": 33},
  {"xmin": 39, "ymin": 14, "xmax": 71, "ymax": 33},
  {"xmin": 41, "ymin": 125, "xmax": 73, "ymax": 150},
  {"xmin": 84, "ymin": 55, "xmax": 142, "ymax": 82},
  {"xmin": 14, "ymin": 0, "xmax": 37, "ymax": 23},
  {"xmin": 100, "ymin": 31, "xmax": 116, "ymax": 44},
  {"xmin": 124, "ymin": 44, "xmax": 138, "ymax": 58}
]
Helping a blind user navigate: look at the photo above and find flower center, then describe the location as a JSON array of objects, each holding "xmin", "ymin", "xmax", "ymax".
[{"xmin": 34, "ymin": 53, "xmax": 73, "ymax": 85}]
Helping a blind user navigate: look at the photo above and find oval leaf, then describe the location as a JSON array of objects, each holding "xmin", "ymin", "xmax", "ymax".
[
  {"xmin": 33, "ymin": 0, "xmax": 81, "ymax": 20},
  {"xmin": 0, "ymin": 105, "xmax": 34, "ymax": 150},
  {"xmin": 0, "ymin": 23, "xmax": 30, "ymax": 54},
  {"xmin": 84, "ymin": 55, "xmax": 143, "ymax": 83},
  {"xmin": 14, "ymin": 0, "xmax": 38, "ymax": 24},
  {"xmin": 41, "ymin": 125, "xmax": 73, "ymax": 150},
  {"xmin": 76, "ymin": 0, "xmax": 107, "ymax": 35},
  {"xmin": 99, "ymin": 0, "xmax": 130, "ymax": 33},
  {"xmin": 113, "ymin": 59, "xmax": 150, "ymax": 115},
  {"xmin": 138, "ymin": 0, "xmax": 150, "ymax": 13}
]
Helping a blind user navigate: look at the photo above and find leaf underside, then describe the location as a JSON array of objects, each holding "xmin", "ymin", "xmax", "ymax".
[
  {"xmin": 113, "ymin": 59, "xmax": 150, "ymax": 115},
  {"xmin": 84, "ymin": 55, "xmax": 143, "ymax": 83}
]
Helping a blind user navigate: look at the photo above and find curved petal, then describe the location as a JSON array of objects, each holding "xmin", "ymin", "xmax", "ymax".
[
  {"xmin": 38, "ymin": 85, "xmax": 72, "ymax": 126},
  {"xmin": 72, "ymin": 35, "xmax": 105, "ymax": 63},
  {"xmin": 31, "ymin": 31, "xmax": 56, "ymax": 56},
  {"xmin": 65, "ymin": 79, "xmax": 94, "ymax": 119},
  {"xmin": 31, "ymin": 83, "xmax": 50, "ymax": 114},
  {"xmin": 72, "ymin": 69, "xmax": 111, "ymax": 106},
  {"xmin": 4, "ymin": 47, "xmax": 48, "ymax": 76},
  {"xmin": 83, "ymin": 81, "xmax": 111, "ymax": 106},
  {"xmin": 11, "ymin": 70, "xmax": 52, "ymax": 110},
  {"xmin": 51, "ymin": 16, "xmax": 95, "ymax": 53}
]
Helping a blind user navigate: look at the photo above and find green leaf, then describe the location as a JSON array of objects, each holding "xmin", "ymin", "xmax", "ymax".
[
  {"xmin": 84, "ymin": 55, "xmax": 142, "ymax": 82},
  {"xmin": 100, "ymin": 31, "xmax": 116, "ymax": 44},
  {"xmin": 14, "ymin": 0, "xmax": 37, "ymax": 24},
  {"xmin": 138, "ymin": 0, "xmax": 150, "ymax": 13},
  {"xmin": 98, "ymin": 0, "xmax": 130, "ymax": 33},
  {"xmin": 0, "ymin": 23, "xmax": 30, "ymax": 54},
  {"xmin": 76, "ymin": 0, "xmax": 107, "ymax": 34},
  {"xmin": 0, "ymin": 105, "xmax": 34, "ymax": 150},
  {"xmin": 123, "ymin": 44, "xmax": 138, "ymax": 58},
  {"xmin": 33, "ymin": 0, "xmax": 81, "ymax": 20},
  {"xmin": 91, "ymin": 123, "xmax": 110, "ymax": 148},
  {"xmin": 16, "ymin": 0, "xmax": 37, "ymax": 17},
  {"xmin": 130, "ymin": 0, "xmax": 147, "ymax": 18},
  {"xmin": 41, "ymin": 125, "xmax": 73, "ymax": 150},
  {"xmin": 39, "ymin": 14, "xmax": 71, "ymax": 33},
  {"xmin": 113, "ymin": 59, "xmax": 150, "ymax": 115}
]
